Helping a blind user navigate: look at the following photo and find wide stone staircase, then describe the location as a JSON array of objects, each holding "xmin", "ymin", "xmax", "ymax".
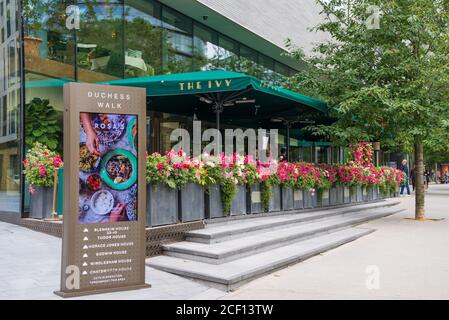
[{"xmin": 147, "ymin": 200, "xmax": 403, "ymax": 291}]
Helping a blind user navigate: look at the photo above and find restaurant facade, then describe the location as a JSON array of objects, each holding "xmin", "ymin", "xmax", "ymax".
[{"xmin": 1, "ymin": 0, "xmax": 398, "ymax": 222}]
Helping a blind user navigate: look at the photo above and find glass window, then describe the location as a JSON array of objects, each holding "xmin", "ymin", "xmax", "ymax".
[
  {"xmin": 239, "ymin": 45, "xmax": 261, "ymax": 76},
  {"xmin": 258, "ymin": 54, "xmax": 276, "ymax": 83},
  {"xmin": 124, "ymin": 0, "xmax": 163, "ymax": 77},
  {"xmin": 0, "ymin": 0, "xmax": 20, "ymax": 213},
  {"xmin": 193, "ymin": 23, "xmax": 219, "ymax": 71},
  {"xmin": 161, "ymin": 6, "xmax": 193, "ymax": 73},
  {"xmin": 23, "ymin": 0, "xmax": 75, "ymax": 79},
  {"xmin": 77, "ymin": 1, "xmax": 125, "ymax": 80},
  {"xmin": 217, "ymin": 35, "xmax": 239, "ymax": 71}
]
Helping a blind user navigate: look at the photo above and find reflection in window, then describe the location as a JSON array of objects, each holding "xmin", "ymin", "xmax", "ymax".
[
  {"xmin": 217, "ymin": 35, "xmax": 239, "ymax": 71},
  {"xmin": 193, "ymin": 24, "xmax": 220, "ymax": 71},
  {"xmin": 77, "ymin": 2, "xmax": 124, "ymax": 80},
  {"xmin": 125, "ymin": 0, "xmax": 163, "ymax": 77},
  {"xmin": 240, "ymin": 45, "xmax": 261, "ymax": 77},
  {"xmin": 161, "ymin": 7, "xmax": 193, "ymax": 73}
]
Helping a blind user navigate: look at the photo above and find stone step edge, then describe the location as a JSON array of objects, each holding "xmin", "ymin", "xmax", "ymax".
[
  {"xmin": 147, "ymin": 228, "xmax": 375, "ymax": 291},
  {"xmin": 205, "ymin": 199, "xmax": 398, "ymax": 225},
  {"xmin": 164, "ymin": 208, "xmax": 403, "ymax": 262},
  {"xmin": 187, "ymin": 200, "xmax": 400, "ymax": 241}
]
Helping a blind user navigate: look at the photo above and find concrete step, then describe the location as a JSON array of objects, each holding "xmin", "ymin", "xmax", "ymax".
[
  {"xmin": 147, "ymin": 227, "xmax": 375, "ymax": 291},
  {"xmin": 163, "ymin": 207, "xmax": 404, "ymax": 264},
  {"xmin": 187, "ymin": 200, "xmax": 400, "ymax": 243}
]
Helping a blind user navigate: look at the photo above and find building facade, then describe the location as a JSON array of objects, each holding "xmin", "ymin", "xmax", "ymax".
[{"xmin": 1, "ymin": 0, "xmax": 337, "ymax": 217}]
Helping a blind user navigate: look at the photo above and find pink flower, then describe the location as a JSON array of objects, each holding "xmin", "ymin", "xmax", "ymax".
[{"xmin": 39, "ymin": 166, "xmax": 47, "ymax": 177}]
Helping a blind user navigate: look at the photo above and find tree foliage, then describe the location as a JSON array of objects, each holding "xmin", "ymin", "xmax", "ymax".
[{"xmin": 286, "ymin": 0, "xmax": 449, "ymax": 151}]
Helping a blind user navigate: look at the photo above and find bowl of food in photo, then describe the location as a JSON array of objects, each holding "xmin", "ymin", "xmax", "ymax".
[
  {"xmin": 100, "ymin": 149, "xmax": 137, "ymax": 190},
  {"xmin": 79, "ymin": 143, "xmax": 100, "ymax": 173},
  {"xmin": 90, "ymin": 189, "xmax": 115, "ymax": 215},
  {"xmin": 93, "ymin": 114, "xmax": 126, "ymax": 145},
  {"xmin": 86, "ymin": 174, "xmax": 102, "ymax": 192}
]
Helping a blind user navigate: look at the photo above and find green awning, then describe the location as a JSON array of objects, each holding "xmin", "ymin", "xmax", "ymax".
[{"xmin": 101, "ymin": 70, "xmax": 327, "ymax": 113}]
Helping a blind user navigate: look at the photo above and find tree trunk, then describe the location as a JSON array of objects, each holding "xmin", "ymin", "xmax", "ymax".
[{"xmin": 414, "ymin": 142, "xmax": 425, "ymax": 220}]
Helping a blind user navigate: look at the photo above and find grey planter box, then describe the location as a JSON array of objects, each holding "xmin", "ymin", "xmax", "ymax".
[
  {"xmin": 205, "ymin": 184, "xmax": 224, "ymax": 219},
  {"xmin": 231, "ymin": 185, "xmax": 247, "ymax": 216},
  {"xmin": 356, "ymin": 186, "xmax": 363, "ymax": 202},
  {"xmin": 329, "ymin": 187, "xmax": 338, "ymax": 206},
  {"xmin": 293, "ymin": 189, "xmax": 304, "ymax": 210},
  {"xmin": 318, "ymin": 189, "xmax": 330, "ymax": 207},
  {"xmin": 303, "ymin": 189, "xmax": 313, "ymax": 209},
  {"xmin": 269, "ymin": 185, "xmax": 281, "ymax": 212},
  {"xmin": 179, "ymin": 183, "xmax": 205, "ymax": 222},
  {"xmin": 147, "ymin": 184, "xmax": 178, "ymax": 226},
  {"xmin": 337, "ymin": 185, "xmax": 344, "ymax": 204},
  {"xmin": 343, "ymin": 187, "xmax": 351, "ymax": 203},
  {"xmin": 373, "ymin": 186, "xmax": 379, "ymax": 200},
  {"xmin": 247, "ymin": 184, "xmax": 263, "ymax": 214},
  {"xmin": 281, "ymin": 186, "xmax": 294, "ymax": 211},
  {"xmin": 29, "ymin": 186, "xmax": 53, "ymax": 219}
]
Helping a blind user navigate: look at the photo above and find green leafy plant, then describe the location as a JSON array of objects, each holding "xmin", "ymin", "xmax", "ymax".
[
  {"xmin": 25, "ymin": 98, "xmax": 61, "ymax": 151},
  {"xmin": 261, "ymin": 175, "xmax": 280, "ymax": 212}
]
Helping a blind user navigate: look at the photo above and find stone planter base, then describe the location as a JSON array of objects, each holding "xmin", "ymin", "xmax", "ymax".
[
  {"xmin": 281, "ymin": 186, "xmax": 294, "ymax": 211},
  {"xmin": 269, "ymin": 185, "xmax": 281, "ymax": 212},
  {"xmin": 318, "ymin": 189, "xmax": 330, "ymax": 207},
  {"xmin": 293, "ymin": 189, "xmax": 304, "ymax": 210},
  {"xmin": 231, "ymin": 185, "xmax": 246, "ymax": 215},
  {"xmin": 343, "ymin": 187, "xmax": 350, "ymax": 203},
  {"xmin": 29, "ymin": 186, "xmax": 53, "ymax": 219},
  {"xmin": 303, "ymin": 189, "xmax": 316, "ymax": 209},
  {"xmin": 179, "ymin": 183, "xmax": 205, "ymax": 222},
  {"xmin": 205, "ymin": 185, "xmax": 224, "ymax": 219},
  {"xmin": 247, "ymin": 184, "xmax": 263, "ymax": 214},
  {"xmin": 147, "ymin": 184, "xmax": 178, "ymax": 226}
]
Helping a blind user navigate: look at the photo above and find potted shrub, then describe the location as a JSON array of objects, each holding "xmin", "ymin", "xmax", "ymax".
[
  {"xmin": 146, "ymin": 152, "xmax": 178, "ymax": 226},
  {"xmin": 24, "ymin": 143, "xmax": 63, "ymax": 219},
  {"xmin": 294, "ymin": 162, "xmax": 316, "ymax": 209}
]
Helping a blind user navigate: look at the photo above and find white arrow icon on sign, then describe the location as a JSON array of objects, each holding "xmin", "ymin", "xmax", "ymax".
[
  {"xmin": 83, "ymin": 253, "xmax": 88, "ymax": 258},
  {"xmin": 83, "ymin": 245, "xmax": 88, "ymax": 249},
  {"xmin": 83, "ymin": 228, "xmax": 89, "ymax": 233},
  {"xmin": 82, "ymin": 271, "xmax": 87, "ymax": 275},
  {"xmin": 82, "ymin": 262, "xmax": 88, "ymax": 266},
  {"xmin": 83, "ymin": 236, "xmax": 88, "ymax": 241}
]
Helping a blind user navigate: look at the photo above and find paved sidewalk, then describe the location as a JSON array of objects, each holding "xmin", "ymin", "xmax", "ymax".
[
  {"xmin": 1, "ymin": 184, "xmax": 448, "ymax": 299},
  {"xmin": 223, "ymin": 184, "xmax": 449, "ymax": 300},
  {"xmin": 0, "ymin": 222, "xmax": 225, "ymax": 300}
]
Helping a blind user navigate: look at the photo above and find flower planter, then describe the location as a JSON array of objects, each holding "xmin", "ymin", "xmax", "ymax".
[
  {"xmin": 356, "ymin": 186, "xmax": 363, "ymax": 202},
  {"xmin": 205, "ymin": 184, "xmax": 225, "ymax": 219},
  {"xmin": 147, "ymin": 184, "xmax": 178, "ymax": 226},
  {"xmin": 343, "ymin": 187, "xmax": 351, "ymax": 203},
  {"xmin": 293, "ymin": 189, "xmax": 304, "ymax": 210},
  {"xmin": 179, "ymin": 183, "xmax": 205, "ymax": 222},
  {"xmin": 281, "ymin": 186, "xmax": 294, "ymax": 211},
  {"xmin": 318, "ymin": 189, "xmax": 330, "ymax": 207},
  {"xmin": 329, "ymin": 187, "xmax": 337, "ymax": 205},
  {"xmin": 231, "ymin": 185, "xmax": 246, "ymax": 216},
  {"xmin": 303, "ymin": 189, "xmax": 314, "ymax": 209},
  {"xmin": 247, "ymin": 184, "xmax": 263, "ymax": 214},
  {"xmin": 337, "ymin": 185, "xmax": 344, "ymax": 204},
  {"xmin": 373, "ymin": 186, "xmax": 379, "ymax": 200},
  {"xmin": 269, "ymin": 185, "xmax": 281, "ymax": 212},
  {"xmin": 29, "ymin": 186, "xmax": 53, "ymax": 219}
]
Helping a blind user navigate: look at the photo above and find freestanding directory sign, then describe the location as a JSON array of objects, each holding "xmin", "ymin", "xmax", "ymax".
[{"xmin": 56, "ymin": 83, "xmax": 149, "ymax": 297}]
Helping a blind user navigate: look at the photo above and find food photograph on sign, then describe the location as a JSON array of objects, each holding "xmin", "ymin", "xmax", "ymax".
[{"xmin": 78, "ymin": 112, "xmax": 138, "ymax": 224}]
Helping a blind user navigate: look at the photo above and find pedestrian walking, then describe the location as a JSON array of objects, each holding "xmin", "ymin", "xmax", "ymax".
[
  {"xmin": 424, "ymin": 169, "xmax": 430, "ymax": 190},
  {"xmin": 400, "ymin": 159, "xmax": 411, "ymax": 196},
  {"xmin": 410, "ymin": 166, "xmax": 416, "ymax": 191}
]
